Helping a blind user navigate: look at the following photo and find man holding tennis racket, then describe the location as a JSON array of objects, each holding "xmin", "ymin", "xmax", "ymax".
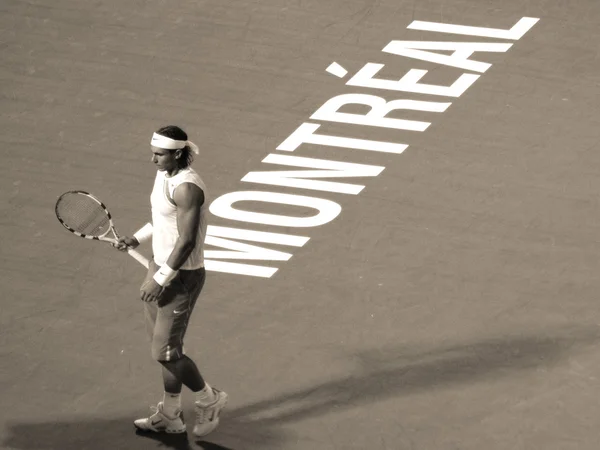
[{"xmin": 115, "ymin": 125, "xmax": 227, "ymax": 437}]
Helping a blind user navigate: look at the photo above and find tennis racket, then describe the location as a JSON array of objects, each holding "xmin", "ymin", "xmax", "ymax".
[{"xmin": 55, "ymin": 190, "xmax": 149, "ymax": 269}]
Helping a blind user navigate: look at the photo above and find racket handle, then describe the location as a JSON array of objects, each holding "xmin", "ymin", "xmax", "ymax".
[{"xmin": 127, "ymin": 248, "xmax": 149, "ymax": 269}]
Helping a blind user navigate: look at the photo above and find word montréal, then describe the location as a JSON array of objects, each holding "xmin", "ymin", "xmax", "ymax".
[{"xmin": 203, "ymin": 17, "xmax": 540, "ymax": 278}]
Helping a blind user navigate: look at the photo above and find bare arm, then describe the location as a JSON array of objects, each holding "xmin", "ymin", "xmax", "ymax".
[{"xmin": 165, "ymin": 182, "xmax": 205, "ymax": 270}]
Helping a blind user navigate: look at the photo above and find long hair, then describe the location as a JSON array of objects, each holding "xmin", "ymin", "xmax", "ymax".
[{"xmin": 155, "ymin": 125, "xmax": 194, "ymax": 169}]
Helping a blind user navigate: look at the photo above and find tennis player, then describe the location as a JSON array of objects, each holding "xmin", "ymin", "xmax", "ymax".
[{"xmin": 115, "ymin": 125, "xmax": 227, "ymax": 436}]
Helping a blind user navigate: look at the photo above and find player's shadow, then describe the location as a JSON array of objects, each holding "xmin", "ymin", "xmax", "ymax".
[
  {"xmin": 134, "ymin": 429, "xmax": 194, "ymax": 449},
  {"xmin": 133, "ymin": 430, "xmax": 239, "ymax": 450},
  {"xmin": 221, "ymin": 325, "xmax": 600, "ymax": 429},
  {"xmin": 3, "ymin": 325, "xmax": 599, "ymax": 450}
]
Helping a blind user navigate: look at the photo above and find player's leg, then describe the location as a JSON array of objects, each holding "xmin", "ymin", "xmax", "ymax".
[
  {"xmin": 154, "ymin": 266, "xmax": 207, "ymax": 396},
  {"xmin": 134, "ymin": 262, "xmax": 186, "ymax": 434},
  {"xmin": 134, "ymin": 302, "xmax": 188, "ymax": 433},
  {"xmin": 157, "ymin": 267, "xmax": 228, "ymax": 437},
  {"xmin": 161, "ymin": 356, "xmax": 203, "ymax": 391}
]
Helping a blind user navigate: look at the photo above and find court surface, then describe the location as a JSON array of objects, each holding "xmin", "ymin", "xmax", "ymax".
[{"xmin": 2, "ymin": 1, "xmax": 600, "ymax": 449}]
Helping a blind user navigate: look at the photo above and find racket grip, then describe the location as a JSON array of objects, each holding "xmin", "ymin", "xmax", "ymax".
[{"xmin": 127, "ymin": 248, "xmax": 149, "ymax": 269}]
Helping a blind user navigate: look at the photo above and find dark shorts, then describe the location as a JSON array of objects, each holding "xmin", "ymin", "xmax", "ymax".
[{"xmin": 142, "ymin": 260, "xmax": 206, "ymax": 361}]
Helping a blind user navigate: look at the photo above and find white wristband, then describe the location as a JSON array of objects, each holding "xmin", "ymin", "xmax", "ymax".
[
  {"xmin": 133, "ymin": 222, "xmax": 153, "ymax": 244},
  {"xmin": 153, "ymin": 264, "xmax": 178, "ymax": 287}
]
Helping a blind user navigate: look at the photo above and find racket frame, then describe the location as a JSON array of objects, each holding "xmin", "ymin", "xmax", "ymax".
[{"xmin": 55, "ymin": 190, "xmax": 149, "ymax": 268}]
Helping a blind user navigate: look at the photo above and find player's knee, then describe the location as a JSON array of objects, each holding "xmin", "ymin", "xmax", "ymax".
[
  {"xmin": 156, "ymin": 354, "xmax": 184, "ymax": 364},
  {"xmin": 152, "ymin": 343, "xmax": 184, "ymax": 362}
]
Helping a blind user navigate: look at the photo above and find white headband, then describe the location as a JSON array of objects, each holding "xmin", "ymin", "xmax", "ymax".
[{"xmin": 151, "ymin": 132, "xmax": 199, "ymax": 155}]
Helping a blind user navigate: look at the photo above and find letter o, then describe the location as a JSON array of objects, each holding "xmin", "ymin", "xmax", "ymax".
[{"xmin": 209, "ymin": 191, "xmax": 342, "ymax": 227}]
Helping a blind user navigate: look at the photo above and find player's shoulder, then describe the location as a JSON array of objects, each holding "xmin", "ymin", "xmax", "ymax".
[
  {"xmin": 182, "ymin": 168, "xmax": 206, "ymax": 187},
  {"xmin": 173, "ymin": 181, "xmax": 205, "ymax": 207},
  {"xmin": 176, "ymin": 170, "xmax": 204, "ymax": 190}
]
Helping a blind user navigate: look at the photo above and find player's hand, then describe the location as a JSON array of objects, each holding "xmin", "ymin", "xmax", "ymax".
[
  {"xmin": 140, "ymin": 278, "xmax": 164, "ymax": 303},
  {"xmin": 114, "ymin": 236, "xmax": 140, "ymax": 251}
]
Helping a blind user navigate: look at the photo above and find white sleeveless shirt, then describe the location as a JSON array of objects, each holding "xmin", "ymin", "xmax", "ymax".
[{"xmin": 150, "ymin": 167, "xmax": 208, "ymax": 270}]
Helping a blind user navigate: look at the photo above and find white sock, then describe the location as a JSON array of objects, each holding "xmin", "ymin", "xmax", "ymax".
[
  {"xmin": 196, "ymin": 383, "xmax": 216, "ymax": 405},
  {"xmin": 162, "ymin": 392, "xmax": 181, "ymax": 418}
]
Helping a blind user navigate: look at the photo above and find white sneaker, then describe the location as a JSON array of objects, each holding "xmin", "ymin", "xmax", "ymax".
[
  {"xmin": 134, "ymin": 402, "xmax": 186, "ymax": 434},
  {"xmin": 193, "ymin": 389, "xmax": 228, "ymax": 437}
]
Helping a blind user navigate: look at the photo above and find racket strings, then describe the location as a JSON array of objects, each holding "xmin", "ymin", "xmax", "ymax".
[{"xmin": 56, "ymin": 193, "xmax": 111, "ymax": 237}]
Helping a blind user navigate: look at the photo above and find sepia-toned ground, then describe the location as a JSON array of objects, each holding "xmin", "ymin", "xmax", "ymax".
[{"xmin": 2, "ymin": 1, "xmax": 600, "ymax": 449}]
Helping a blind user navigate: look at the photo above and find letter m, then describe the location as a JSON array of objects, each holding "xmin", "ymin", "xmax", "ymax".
[{"xmin": 204, "ymin": 225, "xmax": 310, "ymax": 278}]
